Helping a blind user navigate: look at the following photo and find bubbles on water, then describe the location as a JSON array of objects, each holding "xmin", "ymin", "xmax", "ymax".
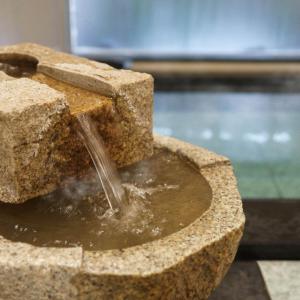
[
  {"xmin": 14, "ymin": 224, "xmax": 29, "ymax": 232},
  {"xmin": 96, "ymin": 185, "xmax": 154, "ymax": 236},
  {"xmin": 97, "ymin": 182, "xmax": 180, "ymax": 238},
  {"xmin": 151, "ymin": 227, "xmax": 162, "ymax": 237},
  {"xmin": 34, "ymin": 170, "xmax": 108, "ymax": 218},
  {"xmin": 123, "ymin": 183, "xmax": 179, "ymax": 199},
  {"xmin": 0, "ymin": 150, "xmax": 211, "ymax": 251},
  {"xmin": 17, "ymin": 165, "xmax": 179, "ymax": 246}
]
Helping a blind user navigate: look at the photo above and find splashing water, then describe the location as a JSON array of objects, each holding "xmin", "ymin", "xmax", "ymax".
[
  {"xmin": 0, "ymin": 149, "xmax": 211, "ymax": 250},
  {"xmin": 76, "ymin": 113, "xmax": 126, "ymax": 212}
]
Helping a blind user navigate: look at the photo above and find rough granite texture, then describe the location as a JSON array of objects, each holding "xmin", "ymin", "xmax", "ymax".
[
  {"xmin": 0, "ymin": 43, "xmax": 153, "ymax": 203},
  {"xmin": 0, "ymin": 136, "xmax": 245, "ymax": 299},
  {"xmin": 0, "ymin": 79, "xmax": 70, "ymax": 203}
]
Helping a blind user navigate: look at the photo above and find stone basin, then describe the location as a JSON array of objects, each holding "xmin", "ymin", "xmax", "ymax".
[{"xmin": 0, "ymin": 135, "xmax": 245, "ymax": 300}]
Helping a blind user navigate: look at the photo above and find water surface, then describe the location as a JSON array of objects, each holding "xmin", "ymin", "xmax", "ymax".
[{"xmin": 0, "ymin": 150, "xmax": 211, "ymax": 250}]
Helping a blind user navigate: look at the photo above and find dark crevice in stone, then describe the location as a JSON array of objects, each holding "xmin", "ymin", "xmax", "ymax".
[{"xmin": 0, "ymin": 54, "xmax": 38, "ymax": 78}]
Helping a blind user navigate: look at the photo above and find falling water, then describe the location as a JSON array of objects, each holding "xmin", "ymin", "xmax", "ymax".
[
  {"xmin": 0, "ymin": 149, "xmax": 211, "ymax": 250},
  {"xmin": 76, "ymin": 113, "xmax": 126, "ymax": 212}
]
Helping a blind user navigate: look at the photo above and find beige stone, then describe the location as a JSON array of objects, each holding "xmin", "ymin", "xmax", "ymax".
[
  {"xmin": 0, "ymin": 71, "xmax": 13, "ymax": 81},
  {"xmin": 0, "ymin": 236, "xmax": 82, "ymax": 300},
  {"xmin": 0, "ymin": 78, "xmax": 70, "ymax": 203},
  {"xmin": 0, "ymin": 43, "xmax": 153, "ymax": 203},
  {"xmin": 0, "ymin": 136, "xmax": 245, "ymax": 299}
]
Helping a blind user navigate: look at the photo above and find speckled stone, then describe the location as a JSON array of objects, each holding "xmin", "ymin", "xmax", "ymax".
[
  {"xmin": 0, "ymin": 78, "xmax": 70, "ymax": 203},
  {"xmin": 0, "ymin": 43, "xmax": 153, "ymax": 165},
  {"xmin": 0, "ymin": 136, "xmax": 245, "ymax": 299},
  {"xmin": 0, "ymin": 43, "xmax": 153, "ymax": 203},
  {"xmin": 0, "ymin": 236, "xmax": 82, "ymax": 300}
]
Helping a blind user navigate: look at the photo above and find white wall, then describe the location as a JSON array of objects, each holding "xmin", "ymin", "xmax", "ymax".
[{"xmin": 0, "ymin": 0, "xmax": 70, "ymax": 51}]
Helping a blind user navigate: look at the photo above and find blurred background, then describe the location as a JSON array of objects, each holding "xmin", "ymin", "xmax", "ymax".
[
  {"xmin": 1, "ymin": 0, "xmax": 299, "ymax": 299},
  {"xmin": 2, "ymin": 0, "xmax": 300, "ymax": 200}
]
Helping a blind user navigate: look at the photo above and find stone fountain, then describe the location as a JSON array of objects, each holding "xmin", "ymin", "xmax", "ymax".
[{"xmin": 0, "ymin": 44, "xmax": 244, "ymax": 299}]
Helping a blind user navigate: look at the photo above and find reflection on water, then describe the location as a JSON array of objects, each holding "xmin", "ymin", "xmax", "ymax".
[{"xmin": 0, "ymin": 150, "xmax": 211, "ymax": 250}]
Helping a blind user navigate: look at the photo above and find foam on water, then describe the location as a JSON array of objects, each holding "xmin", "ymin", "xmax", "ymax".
[{"xmin": 0, "ymin": 150, "xmax": 212, "ymax": 250}]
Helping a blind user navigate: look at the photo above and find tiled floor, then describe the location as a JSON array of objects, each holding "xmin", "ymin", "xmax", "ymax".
[
  {"xmin": 154, "ymin": 91, "xmax": 300, "ymax": 199},
  {"xmin": 209, "ymin": 261, "xmax": 271, "ymax": 300},
  {"xmin": 209, "ymin": 260, "xmax": 300, "ymax": 300},
  {"xmin": 258, "ymin": 261, "xmax": 300, "ymax": 300}
]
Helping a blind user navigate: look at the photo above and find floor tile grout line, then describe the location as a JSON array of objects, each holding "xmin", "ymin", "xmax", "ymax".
[{"xmin": 257, "ymin": 144, "xmax": 283, "ymax": 199}]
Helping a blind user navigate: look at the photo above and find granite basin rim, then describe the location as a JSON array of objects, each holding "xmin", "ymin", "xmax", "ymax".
[
  {"xmin": 0, "ymin": 135, "xmax": 245, "ymax": 299},
  {"xmin": 0, "ymin": 135, "xmax": 244, "ymax": 273}
]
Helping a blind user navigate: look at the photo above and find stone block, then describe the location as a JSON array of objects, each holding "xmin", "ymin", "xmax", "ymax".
[
  {"xmin": 0, "ymin": 78, "xmax": 70, "ymax": 203},
  {"xmin": 0, "ymin": 44, "xmax": 153, "ymax": 203}
]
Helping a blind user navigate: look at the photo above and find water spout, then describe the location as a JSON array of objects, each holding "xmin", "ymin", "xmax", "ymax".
[{"xmin": 76, "ymin": 113, "xmax": 126, "ymax": 212}]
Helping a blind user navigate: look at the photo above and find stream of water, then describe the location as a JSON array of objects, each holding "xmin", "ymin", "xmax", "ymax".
[
  {"xmin": 0, "ymin": 149, "xmax": 211, "ymax": 250},
  {"xmin": 76, "ymin": 113, "xmax": 126, "ymax": 213}
]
